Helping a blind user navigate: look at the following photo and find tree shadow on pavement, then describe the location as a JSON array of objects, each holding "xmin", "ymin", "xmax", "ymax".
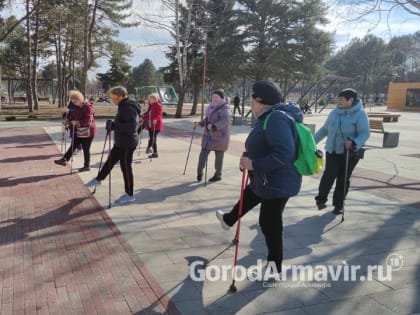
[
  {"xmin": 0, "ymin": 154, "xmax": 57, "ymax": 163},
  {"xmin": 0, "ymin": 197, "xmax": 101, "ymax": 246},
  {"xmin": 0, "ymin": 173, "xmax": 69, "ymax": 187}
]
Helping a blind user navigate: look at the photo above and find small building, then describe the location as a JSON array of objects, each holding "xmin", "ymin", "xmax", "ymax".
[{"xmin": 387, "ymin": 82, "xmax": 420, "ymax": 111}]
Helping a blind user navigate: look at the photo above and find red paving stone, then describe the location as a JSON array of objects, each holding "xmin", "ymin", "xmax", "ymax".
[{"xmin": 0, "ymin": 127, "xmax": 180, "ymax": 315}]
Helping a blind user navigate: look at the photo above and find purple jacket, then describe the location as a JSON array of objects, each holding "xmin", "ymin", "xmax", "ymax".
[{"xmin": 200, "ymin": 100, "xmax": 230, "ymax": 151}]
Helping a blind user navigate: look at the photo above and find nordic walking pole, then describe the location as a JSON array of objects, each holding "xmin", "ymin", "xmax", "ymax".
[
  {"xmin": 183, "ymin": 126, "xmax": 196, "ymax": 175},
  {"xmin": 60, "ymin": 123, "xmax": 65, "ymax": 153},
  {"xmin": 229, "ymin": 167, "xmax": 248, "ymax": 293},
  {"xmin": 93, "ymin": 129, "xmax": 109, "ymax": 195},
  {"xmin": 70, "ymin": 124, "xmax": 75, "ymax": 175},
  {"xmin": 108, "ymin": 129, "xmax": 112, "ymax": 209},
  {"xmin": 137, "ymin": 124, "xmax": 144, "ymax": 156},
  {"xmin": 342, "ymin": 148, "xmax": 350, "ymax": 223},
  {"xmin": 204, "ymin": 131, "xmax": 211, "ymax": 187}
]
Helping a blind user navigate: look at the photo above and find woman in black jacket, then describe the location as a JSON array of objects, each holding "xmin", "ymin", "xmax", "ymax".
[{"xmin": 85, "ymin": 86, "xmax": 141, "ymax": 204}]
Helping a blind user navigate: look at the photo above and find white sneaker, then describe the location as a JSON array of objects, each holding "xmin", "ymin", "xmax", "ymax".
[
  {"xmin": 216, "ymin": 210, "xmax": 230, "ymax": 230},
  {"xmin": 115, "ymin": 194, "xmax": 136, "ymax": 204},
  {"xmin": 85, "ymin": 178, "xmax": 101, "ymax": 187}
]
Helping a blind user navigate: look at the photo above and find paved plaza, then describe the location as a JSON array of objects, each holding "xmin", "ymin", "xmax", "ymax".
[{"xmin": 0, "ymin": 106, "xmax": 419, "ymax": 314}]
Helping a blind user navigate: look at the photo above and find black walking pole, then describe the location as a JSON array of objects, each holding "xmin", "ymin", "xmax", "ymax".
[
  {"xmin": 183, "ymin": 126, "xmax": 196, "ymax": 175},
  {"xmin": 93, "ymin": 130, "xmax": 109, "ymax": 195},
  {"xmin": 60, "ymin": 123, "xmax": 65, "ymax": 153},
  {"xmin": 137, "ymin": 124, "xmax": 144, "ymax": 156},
  {"xmin": 70, "ymin": 125, "xmax": 75, "ymax": 175},
  {"xmin": 204, "ymin": 132, "xmax": 211, "ymax": 187},
  {"xmin": 229, "ymin": 167, "xmax": 248, "ymax": 293},
  {"xmin": 108, "ymin": 130, "xmax": 112, "ymax": 209},
  {"xmin": 342, "ymin": 148, "xmax": 350, "ymax": 223}
]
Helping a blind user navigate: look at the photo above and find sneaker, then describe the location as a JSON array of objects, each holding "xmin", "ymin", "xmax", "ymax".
[
  {"xmin": 216, "ymin": 210, "xmax": 230, "ymax": 230},
  {"xmin": 148, "ymin": 153, "xmax": 158, "ymax": 158},
  {"xmin": 54, "ymin": 158, "xmax": 67, "ymax": 166},
  {"xmin": 209, "ymin": 176, "xmax": 221, "ymax": 182},
  {"xmin": 316, "ymin": 201, "xmax": 327, "ymax": 210},
  {"xmin": 78, "ymin": 166, "xmax": 90, "ymax": 172},
  {"xmin": 197, "ymin": 174, "xmax": 203, "ymax": 182},
  {"xmin": 332, "ymin": 207, "xmax": 344, "ymax": 215},
  {"xmin": 85, "ymin": 178, "xmax": 101, "ymax": 187},
  {"xmin": 115, "ymin": 193, "xmax": 136, "ymax": 204}
]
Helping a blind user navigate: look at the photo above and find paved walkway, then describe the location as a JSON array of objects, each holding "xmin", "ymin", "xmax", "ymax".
[
  {"xmin": 0, "ymin": 127, "xmax": 178, "ymax": 314},
  {"xmin": 1, "ymin": 106, "xmax": 419, "ymax": 314}
]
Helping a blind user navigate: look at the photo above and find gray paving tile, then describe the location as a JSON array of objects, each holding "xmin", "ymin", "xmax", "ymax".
[
  {"xmin": 303, "ymin": 296, "xmax": 397, "ymax": 315},
  {"xmin": 369, "ymin": 285, "xmax": 420, "ymax": 314}
]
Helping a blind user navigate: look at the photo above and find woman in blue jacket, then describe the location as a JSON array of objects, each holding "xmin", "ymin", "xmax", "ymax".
[
  {"xmin": 314, "ymin": 88, "xmax": 370, "ymax": 214},
  {"xmin": 216, "ymin": 80, "xmax": 302, "ymax": 275}
]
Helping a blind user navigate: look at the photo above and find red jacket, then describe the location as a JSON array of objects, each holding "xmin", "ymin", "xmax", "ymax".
[
  {"xmin": 72, "ymin": 101, "xmax": 97, "ymax": 137},
  {"xmin": 141, "ymin": 101, "xmax": 163, "ymax": 131}
]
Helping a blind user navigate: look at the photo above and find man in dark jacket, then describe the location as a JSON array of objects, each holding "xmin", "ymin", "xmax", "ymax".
[
  {"xmin": 216, "ymin": 80, "xmax": 303, "ymax": 279},
  {"xmin": 86, "ymin": 86, "xmax": 141, "ymax": 204}
]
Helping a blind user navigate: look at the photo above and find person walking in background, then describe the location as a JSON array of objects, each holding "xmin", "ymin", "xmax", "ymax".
[
  {"xmin": 194, "ymin": 89, "xmax": 230, "ymax": 182},
  {"xmin": 142, "ymin": 93, "xmax": 163, "ymax": 158},
  {"xmin": 216, "ymin": 80, "xmax": 302, "ymax": 276},
  {"xmin": 54, "ymin": 90, "xmax": 96, "ymax": 172},
  {"xmin": 314, "ymin": 88, "xmax": 370, "ymax": 215},
  {"xmin": 233, "ymin": 95, "xmax": 242, "ymax": 116},
  {"xmin": 85, "ymin": 86, "xmax": 141, "ymax": 204}
]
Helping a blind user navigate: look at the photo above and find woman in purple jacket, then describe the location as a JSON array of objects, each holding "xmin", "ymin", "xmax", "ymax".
[{"xmin": 194, "ymin": 89, "xmax": 231, "ymax": 182}]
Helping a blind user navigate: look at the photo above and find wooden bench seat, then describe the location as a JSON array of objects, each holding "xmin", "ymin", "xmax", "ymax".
[
  {"xmin": 367, "ymin": 113, "xmax": 401, "ymax": 122},
  {"xmin": 369, "ymin": 119, "xmax": 399, "ymax": 147}
]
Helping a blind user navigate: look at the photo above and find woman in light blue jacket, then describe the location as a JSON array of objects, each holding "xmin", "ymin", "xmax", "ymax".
[{"xmin": 314, "ymin": 88, "xmax": 370, "ymax": 214}]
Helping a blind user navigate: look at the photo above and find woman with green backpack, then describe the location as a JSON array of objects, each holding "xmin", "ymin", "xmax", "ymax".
[{"xmin": 216, "ymin": 80, "xmax": 303, "ymax": 277}]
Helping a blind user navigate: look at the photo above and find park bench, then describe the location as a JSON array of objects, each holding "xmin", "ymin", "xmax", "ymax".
[
  {"xmin": 369, "ymin": 119, "xmax": 399, "ymax": 148},
  {"xmin": 367, "ymin": 112, "xmax": 401, "ymax": 122}
]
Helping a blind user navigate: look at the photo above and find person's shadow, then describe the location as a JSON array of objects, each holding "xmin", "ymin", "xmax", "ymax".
[
  {"xmin": 133, "ymin": 181, "xmax": 203, "ymax": 204},
  {"xmin": 136, "ymin": 212, "xmax": 336, "ymax": 314}
]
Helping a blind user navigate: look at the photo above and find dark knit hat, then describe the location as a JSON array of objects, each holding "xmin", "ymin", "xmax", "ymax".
[
  {"xmin": 212, "ymin": 89, "xmax": 225, "ymax": 99},
  {"xmin": 338, "ymin": 88, "xmax": 357, "ymax": 100},
  {"xmin": 252, "ymin": 80, "xmax": 283, "ymax": 105}
]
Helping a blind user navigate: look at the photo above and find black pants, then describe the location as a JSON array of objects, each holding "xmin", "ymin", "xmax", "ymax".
[
  {"xmin": 316, "ymin": 151, "xmax": 359, "ymax": 209},
  {"xmin": 147, "ymin": 130, "xmax": 160, "ymax": 154},
  {"xmin": 97, "ymin": 146, "xmax": 136, "ymax": 196},
  {"xmin": 64, "ymin": 136, "xmax": 94, "ymax": 167},
  {"xmin": 224, "ymin": 186, "xmax": 289, "ymax": 272},
  {"xmin": 233, "ymin": 105, "xmax": 241, "ymax": 116}
]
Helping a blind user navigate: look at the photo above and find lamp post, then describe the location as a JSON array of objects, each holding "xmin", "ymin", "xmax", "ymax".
[{"xmin": 200, "ymin": 11, "xmax": 209, "ymax": 122}]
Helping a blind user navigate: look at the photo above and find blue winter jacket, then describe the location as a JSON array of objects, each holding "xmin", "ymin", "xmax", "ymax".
[
  {"xmin": 314, "ymin": 99, "xmax": 370, "ymax": 154},
  {"xmin": 246, "ymin": 103, "xmax": 303, "ymax": 199}
]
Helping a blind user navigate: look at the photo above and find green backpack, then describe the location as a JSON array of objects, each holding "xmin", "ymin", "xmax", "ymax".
[{"xmin": 263, "ymin": 110, "xmax": 323, "ymax": 176}]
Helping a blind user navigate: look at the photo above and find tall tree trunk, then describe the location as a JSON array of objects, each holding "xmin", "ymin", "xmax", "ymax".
[
  {"xmin": 26, "ymin": 0, "xmax": 33, "ymax": 112},
  {"xmin": 55, "ymin": 26, "xmax": 63, "ymax": 107},
  {"xmin": 31, "ymin": 2, "xmax": 39, "ymax": 110},
  {"xmin": 190, "ymin": 80, "xmax": 200, "ymax": 115},
  {"xmin": 80, "ymin": 0, "xmax": 98, "ymax": 95}
]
